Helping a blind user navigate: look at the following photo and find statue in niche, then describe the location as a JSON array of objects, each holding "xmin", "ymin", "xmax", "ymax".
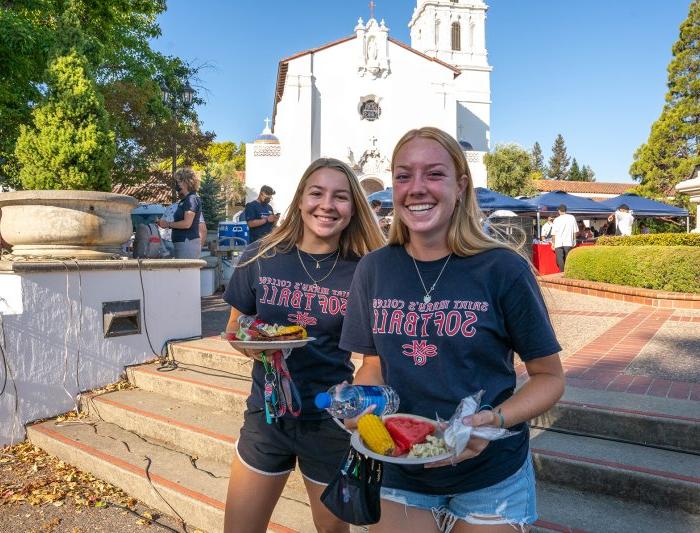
[{"xmin": 366, "ymin": 36, "xmax": 378, "ymax": 62}]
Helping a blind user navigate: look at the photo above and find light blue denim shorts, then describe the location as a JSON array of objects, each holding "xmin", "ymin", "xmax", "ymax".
[{"xmin": 380, "ymin": 455, "xmax": 537, "ymax": 533}]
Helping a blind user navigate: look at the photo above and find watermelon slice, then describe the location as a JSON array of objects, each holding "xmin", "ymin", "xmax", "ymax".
[{"xmin": 385, "ymin": 416, "xmax": 435, "ymax": 456}]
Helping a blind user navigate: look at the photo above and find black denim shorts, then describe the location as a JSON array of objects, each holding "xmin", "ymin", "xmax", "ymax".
[{"xmin": 236, "ymin": 409, "xmax": 351, "ymax": 484}]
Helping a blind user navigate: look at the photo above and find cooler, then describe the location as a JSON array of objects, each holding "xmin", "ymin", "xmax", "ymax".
[{"xmin": 218, "ymin": 221, "xmax": 249, "ymax": 250}]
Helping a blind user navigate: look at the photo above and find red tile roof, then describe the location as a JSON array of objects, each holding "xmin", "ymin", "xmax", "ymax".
[
  {"xmin": 112, "ymin": 174, "xmax": 174, "ymax": 205},
  {"xmin": 534, "ymin": 180, "xmax": 636, "ymax": 195}
]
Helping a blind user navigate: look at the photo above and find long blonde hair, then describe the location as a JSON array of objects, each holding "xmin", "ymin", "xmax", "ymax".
[
  {"xmin": 243, "ymin": 158, "xmax": 385, "ymax": 265},
  {"xmin": 388, "ymin": 127, "xmax": 513, "ymax": 257}
]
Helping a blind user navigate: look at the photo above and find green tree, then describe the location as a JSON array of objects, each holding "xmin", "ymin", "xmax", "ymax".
[
  {"xmin": 547, "ymin": 134, "xmax": 570, "ymax": 180},
  {"xmin": 14, "ymin": 51, "xmax": 116, "ymax": 190},
  {"xmin": 199, "ymin": 168, "xmax": 227, "ymax": 229},
  {"xmin": 630, "ymin": 1, "xmax": 700, "ymax": 201},
  {"xmin": 484, "ymin": 143, "xmax": 536, "ymax": 197},
  {"xmin": 0, "ymin": 0, "xmax": 213, "ymax": 188},
  {"xmin": 209, "ymin": 160, "xmax": 246, "ymax": 218},
  {"xmin": 580, "ymin": 164, "xmax": 596, "ymax": 182},
  {"xmin": 568, "ymin": 158, "xmax": 582, "ymax": 181},
  {"xmin": 531, "ymin": 141, "xmax": 545, "ymax": 175}
]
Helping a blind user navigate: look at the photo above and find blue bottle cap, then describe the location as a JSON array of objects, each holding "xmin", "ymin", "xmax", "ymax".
[{"xmin": 314, "ymin": 392, "xmax": 331, "ymax": 409}]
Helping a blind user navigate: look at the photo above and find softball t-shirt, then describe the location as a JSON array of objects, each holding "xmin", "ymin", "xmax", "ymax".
[
  {"xmin": 340, "ymin": 245, "xmax": 561, "ymax": 494},
  {"xmin": 224, "ymin": 242, "xmax": 358, "ymax": 420}
]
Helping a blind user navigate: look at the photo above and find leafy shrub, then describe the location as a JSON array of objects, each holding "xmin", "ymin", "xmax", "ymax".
[
  {"xmin": 597, "ymin": 234, "xmax": 700, "ymax": 246},
  {"xmin": 565, "ymin": 246, "xmax": 700, "ymax": 293}
]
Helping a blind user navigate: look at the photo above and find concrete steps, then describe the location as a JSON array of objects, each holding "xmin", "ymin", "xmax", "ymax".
[
  {"xmin": 27, "ymin": 337, "xmax": 700, "ymax": 532},
  {"xmin": 27, "ymin": 417, "xmax": 313, "ymax": 533}
]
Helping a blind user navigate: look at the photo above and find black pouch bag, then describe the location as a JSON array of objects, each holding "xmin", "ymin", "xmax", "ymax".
[{"xmin": 321, "ymin": 447, "xmax": 383, "ymax": 525}]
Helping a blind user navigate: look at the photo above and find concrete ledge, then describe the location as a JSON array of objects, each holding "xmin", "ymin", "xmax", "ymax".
[
  {"xmin": 0, "ymin": 258, "xmax": 206, "ymax": 273},
  {"xmin": 539, "ymin": 273, "xmax": 700, "ymax": 309}
]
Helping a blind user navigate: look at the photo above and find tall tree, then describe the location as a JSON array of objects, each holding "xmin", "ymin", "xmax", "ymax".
[
  {"xmin": 630, "ymin": 0, "xmax": 700, "ymax": 200},
  {"xmin": 580, "ymin": 164, "xmax": 596, "ymax": 182},
  {"xmin": 14, "ymin": 51, "xmax": 115, "ymax": 191},
  {"xmin": 547, "ymin": 134, "xmax": 570, "ymax": 180},
  {"xmin": 484, "ymin": 143, "xmax": 536, "ymax": 197},
  {"xmin": 199, "ymin": 168, "xmax": 227, "ymax": 229},
  {"xmin": 531, "ymin": 141, "xmax": 545, "ymax": 175},
  {"xmin": 568, "ymin": 158, "xmax": 582, "ymax": 181}
]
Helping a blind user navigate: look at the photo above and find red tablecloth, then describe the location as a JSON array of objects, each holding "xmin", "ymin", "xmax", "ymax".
[
  {"xmin": 532, "ymin": 243, "xmax": 559, "ymax": 275},
  {"xmin": 532, "ymin": 242, "xmax": 596, "ymax": 275}
]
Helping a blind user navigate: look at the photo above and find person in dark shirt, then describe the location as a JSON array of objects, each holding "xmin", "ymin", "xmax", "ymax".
[
  {"xmin": 156, "ymin": 168, "xmax": 202, "ymax": 258},
  {"xmin": 244, "ymin": 185, "xmax": 279, "ymax": 241},
  {"xmin": 222, "ymin": 159, "xmax": 385, "ymax": 533},
  {"xmin": 341, "ymin": 127, "xmax": 564, "ymax": 532}
]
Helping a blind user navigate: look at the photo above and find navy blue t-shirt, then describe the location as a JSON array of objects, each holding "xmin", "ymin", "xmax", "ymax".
[
  {"xmin": 172, "ymin": 192, "xmax": 202, "ymax": 242},
  {"xmin": 223, "ymin": 243, "xmax": 358, "ymax": 419},
  {"xmin": 340, "ymin": 245, "xmax": 561, "ymax": 494},
  {"xmin": 244, "ymin": 200, "xmax": 275, "ymax": 242}
]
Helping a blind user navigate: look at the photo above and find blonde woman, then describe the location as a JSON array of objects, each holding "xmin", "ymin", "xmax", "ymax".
[
  {"xmin": 156, "ymin": 167, "xmax": 202, "ymax": 258},
  {"xmin": 222, "ymin": 158, "xmax": 385, "ymax": 533},
  {"xmin": 341, "ymin": 128, "xmax": 564, "ymax": 533}
]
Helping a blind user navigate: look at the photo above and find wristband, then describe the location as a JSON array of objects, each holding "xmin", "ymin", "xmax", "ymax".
[{"xmin": 496, "ymin": 409, "xmax": 505, "ymax": 428}]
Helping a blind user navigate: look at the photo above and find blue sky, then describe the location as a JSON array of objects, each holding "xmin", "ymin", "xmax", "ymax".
[{"xmin": 152, "ymin": 1, "xmax": 691, "ymax": 183}]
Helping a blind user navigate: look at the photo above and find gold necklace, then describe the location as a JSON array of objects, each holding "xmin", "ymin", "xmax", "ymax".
[
  {"xmin": 410, "ymin": 251, "xmax": 452, "ymax": 304},
  {"xmin": 296, "ymin": 246, "xmax": 341, "ymax": 287},
  {"xmin": 300, "ymin": 248, "xmax": 339, "ymax": 269}
]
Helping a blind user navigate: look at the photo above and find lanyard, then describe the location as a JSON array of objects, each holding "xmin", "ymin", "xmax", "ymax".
[{"xmin": 261, "ymin": 350, "xmax": 302, "ymax": 423}]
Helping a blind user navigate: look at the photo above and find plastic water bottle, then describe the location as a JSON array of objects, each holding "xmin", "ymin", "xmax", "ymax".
[{"xmin": 314, "ymin": 384, "xmax": 400, "ymax": 418}]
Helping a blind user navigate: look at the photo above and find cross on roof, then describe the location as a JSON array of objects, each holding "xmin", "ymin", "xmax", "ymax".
[
  {"xmin": 264, "ymin": 117, "xmax": 271, "ymax": 129},
  {"xmin": 369, "ymin": 0, "xmax": 375, "ymax": 20}
]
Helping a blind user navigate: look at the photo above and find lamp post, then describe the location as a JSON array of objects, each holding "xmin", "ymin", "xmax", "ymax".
[{"xmin": 161, "ymin": 80, "xmax": 194, "ymax": 201}]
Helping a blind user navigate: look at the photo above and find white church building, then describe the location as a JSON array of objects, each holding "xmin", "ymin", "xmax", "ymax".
[{"xmin": 245, "ymin": 0, "xmax": 492, "ymax": 211}]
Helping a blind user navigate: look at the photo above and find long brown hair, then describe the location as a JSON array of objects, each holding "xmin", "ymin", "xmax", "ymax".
[
  {"xmin": 242, "ymin": 158, "xmax": 385, "ymax": 265},
  {"xmin": 388, "ymin": 127, "xmax": 513, "ymax": 257}
]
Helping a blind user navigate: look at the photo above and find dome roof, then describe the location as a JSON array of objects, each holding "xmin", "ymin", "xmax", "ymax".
[
  {"xmin": 254, "ymin": 132, "xmax": 280, "ymax": 144},
  {"xmin": 254, "ymin": 117, "xmax": 280, "ymax": 144},
  {"xmin": 459, "ymin": 140, "xmax": 474, "ymax": 151}
]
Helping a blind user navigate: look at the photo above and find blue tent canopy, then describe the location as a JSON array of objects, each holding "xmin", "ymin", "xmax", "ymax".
[
  {"xmin": 475, "ymin": 187, "xmax": 536, "ymax": 214},
  {"xmin": 368, "ymin": 187, "xmax": 536, "ymax": 214},
  {"xmin": 367, "ymin": 188, "xmax": 393, "ymax": 209},
  {"xmin": 598, "ymin": 193, "xmax": 688, "ymax": 217},
  {"xmin": 522, "ymin": 190, "xmax": 613, "ymax": 216}
]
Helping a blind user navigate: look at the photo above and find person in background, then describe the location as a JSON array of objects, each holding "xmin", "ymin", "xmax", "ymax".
[
  {"xmin": 341, "ymin": 127, "xmax": 563, "ymax": 532},
  {"xmin": 604, "ymin": 214, "xmax": 616, "ymax": 236},
  {"xmin": 640, "ymin": 223, "xmax": 651, "ymax": 234},
  {"xmin": 540, "ymin": 216, "xmax": 554, "ymax": 241},
  {"xmin": 161, "ymin": 204, "xmax": 207, "ymax": 257},
  {"xmin": 615, "ymin": 204, "xmax": 634, "ymax": 236},
  {"xmin": 550, "ymin": 204, "xmax": 578, "ymax": 271},
  {"xmin": 371, "ymin": 199, "xmax": 391, "ymax": 233},
  {"xmin": 156, "ymin": 168, "xmax": 202, "ymax": 259},
  {"xmin": 245, "ymin": 185, "xmax": 279, "ymax": 242},
  {"xmin": 222, "ymin": 159, "xmax": 384, "ymax": 532}
]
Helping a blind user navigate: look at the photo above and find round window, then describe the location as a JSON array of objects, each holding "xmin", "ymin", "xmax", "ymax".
[{"xmin": 360, "ymin": 100, "xmax": 381, "ymax": 121}]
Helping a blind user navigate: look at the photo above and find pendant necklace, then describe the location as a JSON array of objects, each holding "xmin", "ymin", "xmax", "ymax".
[
  {"xmin": 410, "ymin": 251, "xmax": 452, "ymax": 304},
  {"xmin": 300, "ymin": 248, "xmax": 339, "ymax": 269},
  {"xmin": 297, "ymin": 246, "xmax": 340, "ymax": 288}
]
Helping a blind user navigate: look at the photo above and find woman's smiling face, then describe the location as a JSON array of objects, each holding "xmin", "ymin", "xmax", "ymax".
[
  {"xmin": 392, "ymin": 137, "xmax": 466, "ymax": 241},
  {"xmin": 298, "ymin": 167, "xmax": 354, "ymax": 244}
]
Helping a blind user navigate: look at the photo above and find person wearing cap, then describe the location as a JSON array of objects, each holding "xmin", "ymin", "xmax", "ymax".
[
  {"xmin": 550, "ymin": 204, "xmax": 577, "ymax": 271},
  {"xmin": 615, "ymin": 204, "xmax": 634, "ymax": 236},
  {"xmin": 540, "ymin": 216, "xmax": 554, "ymax": 241},
  {"xmin": 244, "ymin": 185, "xmax": 279, "ymax": 242}
]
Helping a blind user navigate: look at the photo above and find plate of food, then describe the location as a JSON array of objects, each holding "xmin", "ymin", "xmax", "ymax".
[
  {"xmin": 221, "ymin": 319, "xmax": 314, "ymax": 351},
  {"xmin": 351, "ymin": 413, "xmax": 453, "ymax": 465}
]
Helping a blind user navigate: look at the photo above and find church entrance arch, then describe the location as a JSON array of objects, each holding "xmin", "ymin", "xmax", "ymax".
[{"xmin": 360, "ymin": 177, "xmax": 384, "ymax": 195}]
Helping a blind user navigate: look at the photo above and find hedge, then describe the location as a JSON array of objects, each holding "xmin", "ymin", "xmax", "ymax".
[
  {"xmin": 564, "ymin": 246, "xmax": 700, "ymax": 293},
  {"xmin": 597, "ymin": 233, "xmax": 700, "ymax": 246}
]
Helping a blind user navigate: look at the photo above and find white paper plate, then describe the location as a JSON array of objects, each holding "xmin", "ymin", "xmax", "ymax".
[
  {"xmin": 221, "ymin": 334, "xmax": 315, "ymax": 351},
  {"xmin": 350, "ymin": 414, "xmax": 453, "ymax": 465}
]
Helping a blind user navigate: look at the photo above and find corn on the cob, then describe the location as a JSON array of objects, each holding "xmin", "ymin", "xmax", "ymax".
[{"xmin": 358, "ymin": 414, "xmax": 395, "ymax": 455}]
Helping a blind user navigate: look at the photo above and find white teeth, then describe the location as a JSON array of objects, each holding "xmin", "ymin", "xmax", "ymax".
[
  {"xmin": 407, "ymin": 204, "xmax": 434, "ymax": 212},
  {"xmin": 316, "ymin": 216, "xmax": 335, "ymax": 222}
]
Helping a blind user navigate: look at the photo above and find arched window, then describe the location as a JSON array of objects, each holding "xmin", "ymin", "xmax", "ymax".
[{"xmin": 451, "ymin": 22, "xmax": 461, "ymax": 51}]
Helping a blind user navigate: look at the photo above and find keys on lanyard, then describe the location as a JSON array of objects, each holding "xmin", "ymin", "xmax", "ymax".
[{"xmin": 260, "ymin": 350, "xmax": 302, "ymax": 424}]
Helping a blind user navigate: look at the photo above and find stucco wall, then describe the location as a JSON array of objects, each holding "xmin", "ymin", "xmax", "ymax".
[{"xmin": 0, "ymin": 263, "xmax": 202, "ymax": 445}]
